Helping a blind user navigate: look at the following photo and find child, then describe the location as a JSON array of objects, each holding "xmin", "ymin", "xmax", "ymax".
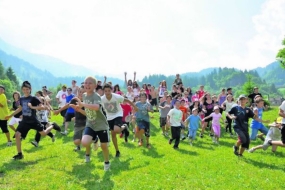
[
  {"xmin": 184, "ymin": 108, "xmax": 201, "ymax": 146},
  {"xmin": 222, "ymin": 95, "xmax": 235, "ymax": 137},
  {"xmin": 73, "ymin": 76, "xmax": 110, "ymax": 170},
  {"xmin": 0, "ymin": 85, "xmax": 12, "ymax": 146},
  {"xmin": 135, "ymin": 92, "xmax": 153, "ymax": 148},
  {"xmin": 250, "ymin": 97, "xmax": 270, "ymax": 141},
  {"xmin": 120, "ymin": 99, "xmax": 132, "ymax": 142},
  {"xmin": 167, "ymin": 100, "xmax": 183, "ymax": 149},
  {"xmin": 8, "ymin": 91, "xmax": 22, "ymax": 136},
  {"xmin": 159, "ymin": 95, "xmax": 172, "ymax": 136},
  {"xmin": 203, "ymin": 106, "xmax": 223, "ymax": 144},
  {"xmin": 249, "ymin": 117, "xmax": 282, "ymax": 153},
  {"xmin": 5, "ymin": 81, "xmax": 61, "ymax": 160},
  {"xmin": 179, "ymin": 99, "xmax": 188, "ymax": 140}
]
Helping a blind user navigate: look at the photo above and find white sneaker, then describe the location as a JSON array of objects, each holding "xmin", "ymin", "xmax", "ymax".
[
  {"xmin": 7, "ymin": 141, "xmax": 12, "ymax": 146},
  {"xmin": 85, "ymin": 155, "xmax": 90, "ymax": 163},
  {"xmin": 212, "ymin": 137, "xmax": 216, "ymax": 143},
  {"xmin": 61, "ymin": 131, "xmax": 68, "ymax": 135},
  {"xmin": 248, "ymin": 148, "xmax": 255, "ymax": 153},
  {"xmin": 93, "ymin": 141, "xmax": 99, "ymax": 151},
  {"xmin": 104, "ymin": 162, "xmax": 111, "ymax": 171}
]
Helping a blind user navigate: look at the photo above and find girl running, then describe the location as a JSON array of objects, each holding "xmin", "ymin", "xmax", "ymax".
[
  {"xmin": 8, "ymin": 91, "xmax": 22, "ymax": 134},
  {"xmin": 222, "ymin": 95, "xmax": 235, "ymax": 137}
]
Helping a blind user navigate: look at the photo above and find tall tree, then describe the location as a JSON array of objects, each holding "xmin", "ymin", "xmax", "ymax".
[
  {"xmin": 276, "ymin": 37, "xmax": 285, "ymax": 69},
  {"xmin": 5, "ymin": 66, "xmax": 19, "ymax": 89}
]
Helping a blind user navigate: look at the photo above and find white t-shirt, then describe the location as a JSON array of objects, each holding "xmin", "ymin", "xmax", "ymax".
[
  {"xmin": 126, "ymin": 92, "xmax": 135, "ymax": 102},
  {"xmin": 133, "ymin": 88, "xmax": 139, "ymax": 96},
  {"xmin": 280, "ymin": 101, "xmax": 285, "ymax": 124},
  {"xmin": 225, "ymin": 101, "xmax": 235, "ymax": 113},
  {"xmin": 167, "ymin": 108, "xmax": 182, "ymax": 127},
  {"xmin": 56, "ymin": 90, "xmax": 68, "ymax": 108},
  {"xmin": 101, "ymin": 93, "xmax": 124, "ymax": 120}
]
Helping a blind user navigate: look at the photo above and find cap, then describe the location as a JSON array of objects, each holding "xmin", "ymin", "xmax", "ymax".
[
  {"xmin": 192, "ymin": 108, "xmax": 198, "ymax": 112},
  {"xmin": 0, "ymin": 85, "xmax": 5, "ymax": 91},
  {"xmin": 238, "ymin": 94, "xmax": 247, "ymax": 100},
  {"xmin": 214, "ymin": 105, "xmax": 219, "ymax": 110},
  {"xmin": 62, "ymin": 84, "xmax": 67, "ymax": 88}
]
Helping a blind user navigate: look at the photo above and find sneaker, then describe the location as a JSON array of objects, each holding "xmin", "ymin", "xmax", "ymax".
[
  {"xmin": 181, "ymin": 136, "xmax": 186, "ymax": 141},
  {"xmin": 146, "ymin": 143, "xmax": 151, "ymax": 149},
  {"xmin": 12, "ymin": 153, "xmax": 24, "ymax": 160},
  {"xmin": 31, "ymin": 141, "xmax": 38, "ymax": 147},
  {"xmin": 85, "ymin": 155, "xmax": 90, "ymax": 163},
  {"xmin": 209, "ymin": 133, "xmax": 214, "ymax": 137},
  {"xmin": 212, "ymin": 137, "xmax": 216, "ymax": 143},
  {"xmin": 200, "ymin": 134, "xmax": 203, "ymax": 138},
  {"xmin": 233, "ymin": 146, "xmax": 239, "ymax": 156},
  {"xmin": 52, "ymin": 136, "xmax": 55, "ymax": 142},
  {"xmin": 165, "ymin": 132, "xmax": 169, "ymax": 137},
  {"xmin": 168, "ymin": 139, "xmax": 173, "ymax": 145},
  {"xmin": 93, "ymin": 141, "xmax": 99, "ymax": 151},
  {"xmin": 7, "ymin": 141, "xmax": 12, "ymax": 146},
  {"xmin": 248, "ymin": 148, "xmax": 255, "ymax": 153},
  {"xmin": 173, "ymin": 146, "xmax": 179, "ymax": 150},
  {"xmin": 115, "ymin": 151, "xmax": 120, "ymax": 157},
  {"xmin": 74, "ymin": 146, "xmax": 80, "ymax": 151},
  {"xmin": 138, "ymin": 140, "xmax": 143, "ymax": 146},
  {"xmin": 230, "ymin": 133, "xmax": 234, "ymax": 138},
  {"xmin": 104, "ymin": 162, "xmax": 111, "ymax": 171},
  {"xmin": 61, "ymin": 131, "xmax": 68, "ymax": 135},
  {"xmin": 51, "ymin": 122, "xmax": 61, "ymax": 131}
]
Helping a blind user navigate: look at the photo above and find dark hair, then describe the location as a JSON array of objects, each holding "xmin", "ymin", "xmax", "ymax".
[
  {"xmin": 103, "ymin": 83, "xmax": 112, "ymax": 90},
  {"xmin": 22, "ymin": 81, "xmax": 31, "ymax": 89},
  {"xmin": 114, "ymin": 84, "xmax": 120, "ymax": 92},
  {"xmin": 36, "ymin": 91, "xmax": 44, "ymax": 97},
  {"xmin": 70, "ymin": 98, "xmax": 78, "ymax": 105},
  {"xmin": 96, "ymin": 85, "xmax": 102, "ymax": 91}
]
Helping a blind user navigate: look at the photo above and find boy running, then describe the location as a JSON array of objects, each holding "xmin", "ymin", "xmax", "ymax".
[
  {"xmin": 0, "ymin": 85, "xmax": 12, "ymax": 146},
  {"xmin": 5, "ymin": 81, "xmax": 61, "ymax": 160}
]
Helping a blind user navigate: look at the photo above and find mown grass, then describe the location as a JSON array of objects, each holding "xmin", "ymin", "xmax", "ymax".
[{"xmin": 0, "ymin": 107, "xmax": 284, "ymax": 190}]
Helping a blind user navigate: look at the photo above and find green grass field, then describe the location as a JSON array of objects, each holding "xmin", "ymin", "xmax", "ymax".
[{"xmin": 0, "ymin": 107, "xmax": 284, "ymax": 190}]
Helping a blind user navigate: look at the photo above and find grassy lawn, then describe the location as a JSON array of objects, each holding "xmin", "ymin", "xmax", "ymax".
[{"xmin": 0, "ymin": 107, "xmax": 284, "ymax": 190}]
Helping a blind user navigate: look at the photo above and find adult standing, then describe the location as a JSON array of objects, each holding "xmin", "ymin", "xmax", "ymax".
[
  {"xmin": 71, "ymin": 80, "xmax": 80, "ymax": 96},
  {"xmin": 248, "ymin": 87, "xmax": 262, "ymax": 105}
]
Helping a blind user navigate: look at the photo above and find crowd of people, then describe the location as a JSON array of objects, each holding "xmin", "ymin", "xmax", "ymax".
[{"xmin": 0, "ymin": 72, "xmax": 285, "ymax": 171}]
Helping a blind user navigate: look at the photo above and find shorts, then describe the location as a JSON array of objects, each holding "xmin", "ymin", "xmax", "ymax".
[
  {"xmin": 234, "ymin": 128, "xmax": 250, "ymax": 149},
  {"xmin": 83, "ymin": 127, "xmax": 110, "ymax": 143},
  {"xmin": 108, "ymin": 117, "xmax": 123, "ymax": 131},
  {"xmin": 8, "ymin": 117, "xmax": 21, "ymax": 126},
  {"xmin": 60, "ymin": 109, "xmax": 67, "ymax": 118},
  {"xmin": 73, "ymin": 126, "xmax": 85, "ymax": 140},
  {"xmin": 250, "ymin": 124, "xmax": 269, "ymax": 140},
  {"xmin": 150, "ymin": 98, "xmax": 158, "ymax": 106},
  {"xmin": 160, "ymin": 117, "xmax": 167, "ymax": 127},
  {"xmin": 212, "ymin": 124, "xmax": 221, "ymax": 137},
  {"xmin": 65, "ymin": 112, "xmax": 75, "ymax": 122},
  {"xmin": 281, "ymin": 124, "xmax": 285, "ymax": 144},
  {"xmin": 137, "ymin": 120, "xmax": 150, "ymax": 137},
  {"xmin": 0, "ymin": 120, "xmax": 9, "ymax": 133},
  {"xmin": 16, "ymin": 120, "xmax": 44, "ymax": 139}
]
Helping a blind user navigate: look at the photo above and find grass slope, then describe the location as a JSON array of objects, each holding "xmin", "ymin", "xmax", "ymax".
[{"xmin": 0, "ymin": 107, "xmax": 284, "ymax": 190}]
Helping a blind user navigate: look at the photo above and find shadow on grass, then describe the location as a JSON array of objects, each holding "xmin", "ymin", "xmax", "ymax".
[
  {"xmin": 176, "ymin": 148, "xmax": 198, "ymax": 156},
  {"xmin": 141, "ymin": 145, "xmax": 165, "ymax": 158},
  {"xmin": 192, "ymin": 142, "xmax": 215, "ymax": 151},
  {"xmin": 243, "ymin": 157, "xmax": 285, "ymax": 172}
]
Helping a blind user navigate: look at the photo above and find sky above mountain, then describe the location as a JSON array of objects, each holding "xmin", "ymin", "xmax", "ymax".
[{"xmin": 0, "ymin": 0, "xmax": 284, "ymax": 80}]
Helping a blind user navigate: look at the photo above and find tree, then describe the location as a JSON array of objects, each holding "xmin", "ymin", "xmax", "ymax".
[
  {"xmin": 0, "ymin": 62, "xmax": 6, "ymax": 79},
  {"xmin": 6, "ymin": 66, "xmax": 19, "ymax": 89},
  {"xmin": 242, "ymin": 74, "xmax": 255, "ymax": 95},
  {"xmin": 276, "ymin": 37, "xmax": 285, "ymax": 69}
]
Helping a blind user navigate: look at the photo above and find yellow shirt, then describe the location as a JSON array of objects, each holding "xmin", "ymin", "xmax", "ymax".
[{"xmin": 0, "ymin": 93, "xmax": 9, "ymax": 120}]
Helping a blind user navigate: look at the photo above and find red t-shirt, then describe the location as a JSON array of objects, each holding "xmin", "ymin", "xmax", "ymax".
[
  {"xmin": 198, "ymin": 90, "xmax": 205, "ymax": 99},
  {"xmin": 121, "ymin": 104, "xmax": 132, "ymax": 122},
  {"xmin": 179, "ymin": 106, "xmax": 188, "ymax": 121}
]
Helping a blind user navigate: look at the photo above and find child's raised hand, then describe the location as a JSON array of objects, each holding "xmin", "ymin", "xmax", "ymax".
[{"xmin": 28, "ymin": 103, "xmax": 32, "ymax": 108}]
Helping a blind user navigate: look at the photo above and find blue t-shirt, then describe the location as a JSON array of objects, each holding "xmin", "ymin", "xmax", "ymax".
[
  {"xmin": 186, "ymin": 115, "xmax": 201, "ymax": 130},
  {"xmin": 251, "ymin": 107, "xmax": 263, "ymax": 129},
  {"xmin": 66, "ymin": 94, "xmax": 75, "ymax": 113},
  {"xmin": 135, "ymin": 101, "xmax": 152, "ymax": 122}
]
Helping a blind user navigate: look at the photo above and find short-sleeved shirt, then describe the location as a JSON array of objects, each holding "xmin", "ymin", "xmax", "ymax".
[
  {"xmin": 0, "ymin": 94, "xmax": 9, "ymax": 120},
  {"xmin": 56, "ymin": 90, "xmax": 68, "ymax": 108},
  {"xmin": 228, "ymin": 105, "xmax": 255, "ymax": 132},
  {"xmin": 12, "ymin": 100, "xmax": 22, "ymax": 118},
  {"xmin": 167, "ymin": 108, "xmax": 182, "ymax": 127},
  {"xmin": 20, "ymin": 96, "xmax": 41, "ymax": 122},
  {"xmin": 83, "ymin": 92, "xmax": 108, "ymax": 131},
  {"xmin": 121, "ymin": 104, "xmax": 132, "ymax": 122},
  {"xmin": 186, "ymin": 115, "xmax": 201, "ymax": 130},
  {"xmin": 179, "ymin": 106, "xmax": 188, "ymax": 121},
  {"xmin": 160, "ymin": 101, "xmax": 171, "ymax": 118},
  {"xmin": 210, "ymin": 112, "xmax": 222, "ymax": 126},
  {"xmin": 135, "ymin": 101, "xmax": 152, "ymax": 122},
  {"xmin": 203, "ymin": 100, "xmax": 214, "ymax": 117},
  {"xmin": 251, "ymin": 107, "xmax": 263, "ymax": 129},
  {"xmin": 280, "ymin": 101, "xmax": 285, "ymax": 124},
  {"xmin": 66, "ymin": 94, "xmax": 75, "ymax": 113},
  {"xmin": 101, "ymin": 93, "xmax": 124, "ymax": 121}
]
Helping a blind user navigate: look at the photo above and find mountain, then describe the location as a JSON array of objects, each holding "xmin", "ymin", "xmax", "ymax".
[
  {"xmin": 0, "ymin": 49, "xmax": 124, "ymax": 91},
  {"xmin": 181, "ymin": 67, "xmax": 216, "ymax": 77},
  {"xmin": 0, "ymin": 38, "xmax": 97, "ymax": 77},
  {"xmin": 252, "ymin": 61, "xmax": 280, "ymax": 77}
]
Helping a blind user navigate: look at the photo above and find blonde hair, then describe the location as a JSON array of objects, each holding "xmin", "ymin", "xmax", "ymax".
[{"xmin": 84, "ymin": 76, "xmax": 97, "ymax": 85}]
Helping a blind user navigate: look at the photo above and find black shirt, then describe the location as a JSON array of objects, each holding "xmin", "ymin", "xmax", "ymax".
[
  {"xmin": 12, "ymin": 100, "xmax": 22, "ymax": 118},
  {"xmin": 203, "ymin": 100, "xmax": 214, "ymax": 116},
  {"xmin": 75, "ymin": 108, "xmax": 86, "ymax": 128},
  {"xmin": 228, "ymin": 106, "xmax": 254, "ymax": 132},
  {"xmin": 248, "ymin": 93, "xmax": 262, "ymax": 104},
  {"xmin": 20, "ymin": 96, "xmax": 41, "ymax": 122}
]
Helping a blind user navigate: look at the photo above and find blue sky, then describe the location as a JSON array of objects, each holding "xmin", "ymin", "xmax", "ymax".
[{"xmin": 0, "ymin": 0, "xmax": 284, "ymax": 79}]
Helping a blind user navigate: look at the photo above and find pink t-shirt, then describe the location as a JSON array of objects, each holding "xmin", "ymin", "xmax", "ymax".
[{"xmin": 210, "ymin": 112, "xmax": 222, "ymax": 126}]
